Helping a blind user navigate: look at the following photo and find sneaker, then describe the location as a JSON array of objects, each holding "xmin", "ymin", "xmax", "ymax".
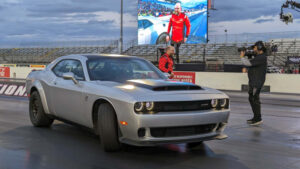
[
  {"xmin": 249, "ymin": 120, "xmax": 263, "ymax": 126},
  {"xmin": 215, "ymin": 134, "xmax": 228, "ymax": 140},
  {"xmin": 247, "ymin": 118, "xmax": 254, "ymax": 124}
]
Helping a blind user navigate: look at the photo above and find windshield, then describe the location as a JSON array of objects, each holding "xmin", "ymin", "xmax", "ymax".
[{"xmin": 87, "ymin": 57, "xmax": 167, "ymax": 82}]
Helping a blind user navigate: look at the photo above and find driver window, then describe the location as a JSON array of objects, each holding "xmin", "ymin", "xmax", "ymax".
[
  {"xmin": 52, "ymin": 59, "xmax": 85, "ymax": 80},
  {"xmin": 138, "ymin": 20, "xmax": 144, "ymax": 29},
  {"xmin": 143, "ymin": 20, "xmax": 153, "ymax": 29}
]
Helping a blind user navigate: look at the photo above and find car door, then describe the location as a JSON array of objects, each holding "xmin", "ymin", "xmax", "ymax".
[
  {"xmin": 51, "ymin": 59, "xmax": 86, "ymax": 125},
  {"xmin": 138, "ymin": 20, "xmax": 146, "ymax": 45},
  {"xmin": 143, "ymin": 20, "xmax": 153, "ymax": 44}
]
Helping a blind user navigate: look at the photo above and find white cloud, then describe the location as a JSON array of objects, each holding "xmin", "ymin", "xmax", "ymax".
[
  {"xmin": 4, "ymin": 0, "xmax": 21, "ymax": 3},
  {"xmin": 6, "ymin": 33, "xmax": 38, "ymax": 39},
  {"xmin": 210, "ymin": 15, "xmax": 300, "ymax": 35},
  {"xmin": 65, "ymin": 11, "xmax": 137, "ymax": 28}
]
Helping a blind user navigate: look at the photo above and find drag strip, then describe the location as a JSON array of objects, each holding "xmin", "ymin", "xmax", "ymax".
[{"xmin": 0, "ymin": 96, "xmax": 300, "ymax": 169}]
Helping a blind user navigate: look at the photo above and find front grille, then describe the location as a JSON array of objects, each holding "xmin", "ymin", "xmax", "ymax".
[
  {"xmin": 155, "ymin": 100, "xmax": 212, "ymax": 112},
  {"xmin": 150, "ymin": 124, "xmax": 216, "ymax": 137}
]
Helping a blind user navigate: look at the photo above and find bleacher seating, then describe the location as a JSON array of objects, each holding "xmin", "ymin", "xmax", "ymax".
[
  {"xmin": 124, "ymin": 39, "xmax": 300, "ymax": 67},
  {"xmin": 267, "ymin": 39, "xmax": 300, "ymax": 66},
  {"xmin": 0, "ymin": 46, "xmax": 118, "ymax": 64},
  {"xmin": 1, "ymin": 39, "xmax": 300, "ymax": 68}
]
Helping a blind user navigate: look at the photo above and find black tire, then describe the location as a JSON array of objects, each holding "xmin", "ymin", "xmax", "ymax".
[
  {"xmin": 156, "ymin": 32, "xmax": 168, "ymax": 45},
  {"xmin": 98, "ymin": 103, "xmax": 121, "ymax": 152},
  {"xmin": 186, "ymin": 141, "xmax": 203, "ymax": 149},
  {"xmin": 29, "ymin": 91, "xmax": 54, "ymax": 127}
]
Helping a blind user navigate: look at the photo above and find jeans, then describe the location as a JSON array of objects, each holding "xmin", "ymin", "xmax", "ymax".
[{"xmin": 248, "ymin": 85, "xmax": 262, "ymax": 121}]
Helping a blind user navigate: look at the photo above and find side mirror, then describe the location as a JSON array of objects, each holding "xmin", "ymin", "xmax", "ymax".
[
  {"xmin": 163, "ymin": 73, "xmax": 170, "ymax": 79},
  {"xmin": 62, "ymin": 72, "xmax": 78, "ymax": 84}
]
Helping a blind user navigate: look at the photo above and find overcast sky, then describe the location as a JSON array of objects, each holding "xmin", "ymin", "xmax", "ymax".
[{"xmin": 1, "ymin": 0, "xmax": 300, "ymax": 46}]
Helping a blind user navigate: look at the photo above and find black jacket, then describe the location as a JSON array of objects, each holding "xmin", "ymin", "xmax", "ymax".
[{"xmin": 247, "ymin": 53, "xmax": 267, "ymax": 88}]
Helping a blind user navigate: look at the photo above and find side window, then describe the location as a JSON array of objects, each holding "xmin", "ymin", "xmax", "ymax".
[
  {"xmin": 143, "ymin": 20, "xmax": 153, "ymax": 29},
  {"xmin": 138, "ymin": 20, "xmax": 144, "ymax": 29},
  {"xmin": 52, "ymin": 60, "xmax": 85, "ymax": 80},
  {"xmin": 87, "ymin": 59, "xmax": 106, "ymax": 80}
]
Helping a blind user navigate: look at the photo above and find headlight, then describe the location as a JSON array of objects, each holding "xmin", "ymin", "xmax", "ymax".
[
  {"xmin": 145, "ymin": 102, "xmax": 154, "ymax": 111},
  {"xmin": 219, "ymin": 99, "xmax": 227, "ymax": 108},
  {"xmin": 134, "ymin": 102, "xmax": 144, "ymax": 112},
  {"xmin": 211, "ymin": 99, "xmax": 218, "ymax": 108}
]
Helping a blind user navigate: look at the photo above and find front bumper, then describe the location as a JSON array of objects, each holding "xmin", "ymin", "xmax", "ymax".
[
  {"xmin": 120, "ymin": 133, "xmax": 223, "ymax": 146},
  {"xmin": 119, "ymin": 109, "xmax": 230, "ymax": 146}
]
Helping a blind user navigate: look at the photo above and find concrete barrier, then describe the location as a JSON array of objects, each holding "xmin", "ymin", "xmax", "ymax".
[
  {"xmin": 195, "ymin": 72, "xmax": 300, "ymax": 94},
  {"xmin": 9, "ymin": 67, "xmax": 44, "ymax": 79}
]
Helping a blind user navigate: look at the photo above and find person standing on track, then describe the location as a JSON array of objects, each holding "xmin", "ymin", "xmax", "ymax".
[
  {"xmin": 166, "ymin": 3, "xmax": 191, "ymax": 64},
  {"xmin": 240, "ymin": 41, "xmax": 267, "ymax": 126},
  {"xmin": 159, "ymin": 46, "xmax": 175, "ymax": 79}
]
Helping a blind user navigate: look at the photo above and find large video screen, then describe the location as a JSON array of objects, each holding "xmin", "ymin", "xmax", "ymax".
[{"xmin": 138, "ymin": 0, "xmax": 208, "ymax": 45}]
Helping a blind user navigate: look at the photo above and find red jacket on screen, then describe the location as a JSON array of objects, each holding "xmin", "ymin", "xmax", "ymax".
[
  {"xmin": 167, "ymin": 13, "xmax": 191, "ymax": 43},
  {"xmin": 159, "ymin": 53, "xmax": 173, "ymax": 74}
]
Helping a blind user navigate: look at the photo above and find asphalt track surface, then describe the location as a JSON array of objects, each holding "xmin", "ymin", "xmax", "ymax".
[{"xmin": 0, "ymin": 94, "xmax": 299, "ymax": 169}]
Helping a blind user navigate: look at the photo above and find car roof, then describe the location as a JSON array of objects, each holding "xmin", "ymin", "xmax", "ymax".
[{"xmin": 81, "ymin": 54, "xmax": 142, "ymax": 60}]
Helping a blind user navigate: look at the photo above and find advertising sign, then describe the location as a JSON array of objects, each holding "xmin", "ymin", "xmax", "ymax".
[
  {"xmin": 0, "ymin": 81, "xmax": 27, "ymax": 97},
  {"xmin": 30, "ymin": 65, "xmax": 46, "ymax": 68},
  {"xmin": 173, "ymin": 71, "xmax": 196, "ymax": 83},
  {"xmin": 287, "ymin": 56, "xmax": 300, "ymax": 64},
  {"xmin": 0, "ymin": 67, "xmax": 10, "ymax": 78}
]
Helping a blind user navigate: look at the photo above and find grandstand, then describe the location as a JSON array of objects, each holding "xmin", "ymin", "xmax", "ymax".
[
  {"xmin": 123, "ymin": 39, "xmax": 300, "ymax": 68},
  {"xmin": 1, "ymin": 39, "xmax": 300, "ymax": 71},
  {"xmin": 0, "ymin": 46, "xmax": 119, "ymax": 64}
]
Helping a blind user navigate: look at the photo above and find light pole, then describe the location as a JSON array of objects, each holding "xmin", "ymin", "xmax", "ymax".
[
  {"xmin": 120, "ymin": 0, "xmax": 123, "ymax": 54},
  {"xmin": 224, "ymin": 29, "xmax": 228, "ymax": 44}
]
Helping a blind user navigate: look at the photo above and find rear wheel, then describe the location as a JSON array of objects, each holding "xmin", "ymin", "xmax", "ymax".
[
  {"xmin": 98, "ymin": 103, "xmax": 121, "ymax": 152},
  {"xmin": 29, "ymin": 91, "xmax": 54, "ymax": 127}
]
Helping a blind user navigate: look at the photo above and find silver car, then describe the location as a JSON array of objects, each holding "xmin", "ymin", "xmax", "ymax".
[{"xmin": 26, "ymin": 54, "xmax": 230, "ymax": 152}]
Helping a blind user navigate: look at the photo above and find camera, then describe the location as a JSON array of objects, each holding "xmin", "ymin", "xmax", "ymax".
[
  {"xmin": 238, "ymin": 46, "xmax": 256, "ymax": 58},
  {"xmin": 280, "ymin": 12, "xmax": 293, "ymax": 24}
]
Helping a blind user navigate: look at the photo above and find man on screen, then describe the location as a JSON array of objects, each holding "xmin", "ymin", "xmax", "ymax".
[{"xmin": 166, "ymin": 3, "xmax": 191, "ymax": 64}]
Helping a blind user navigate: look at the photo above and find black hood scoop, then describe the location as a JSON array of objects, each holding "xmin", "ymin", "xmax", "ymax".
[
  {"xmin": 152, "ymin": 85, "xmax": 201, "ymax": 91},
  {"xmin": 126, "ymin": 79, "xmax": 202, "ymax": 91}
]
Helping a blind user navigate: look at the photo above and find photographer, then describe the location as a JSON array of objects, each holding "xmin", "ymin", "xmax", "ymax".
[{"xmin": 240, "ymin": 41, "xmax": 267, "ymax": 126}]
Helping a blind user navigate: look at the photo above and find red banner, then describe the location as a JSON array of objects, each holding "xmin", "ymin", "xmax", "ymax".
[
  {"xmin": 173, "ymin": 72, "xmax": 196, "ymax": 84},
  {"xmin": 0, "ymin": 67, "xmax": 10, "ymax": 78}
]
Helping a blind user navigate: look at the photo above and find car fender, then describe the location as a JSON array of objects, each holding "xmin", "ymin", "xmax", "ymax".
[{"xmin": 30, "ymin": 80, "xmax": 51, "ymax": 115}]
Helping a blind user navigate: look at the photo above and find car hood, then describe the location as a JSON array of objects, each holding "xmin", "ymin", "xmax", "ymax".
[{"xmin": 94, "ymin": 79, "xmax": 226, "ymax": 101}]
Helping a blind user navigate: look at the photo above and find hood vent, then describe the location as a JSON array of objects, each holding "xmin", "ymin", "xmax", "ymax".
[{"xmin": 153, "ymin": 85, "xmax": 202, "ymax": 91}]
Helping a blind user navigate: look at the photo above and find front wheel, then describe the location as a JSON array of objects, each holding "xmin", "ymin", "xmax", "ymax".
[
  {"xmin": 156, "ymin": 32, "xmax": 169, "ymax": 45},
  {"xmin": 29, "ymin": 91, "xmax": 54, "ymax": 127},
  {"xmin": 98, "ymin": 103, "xmax": 121, "ymax": 152}
]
